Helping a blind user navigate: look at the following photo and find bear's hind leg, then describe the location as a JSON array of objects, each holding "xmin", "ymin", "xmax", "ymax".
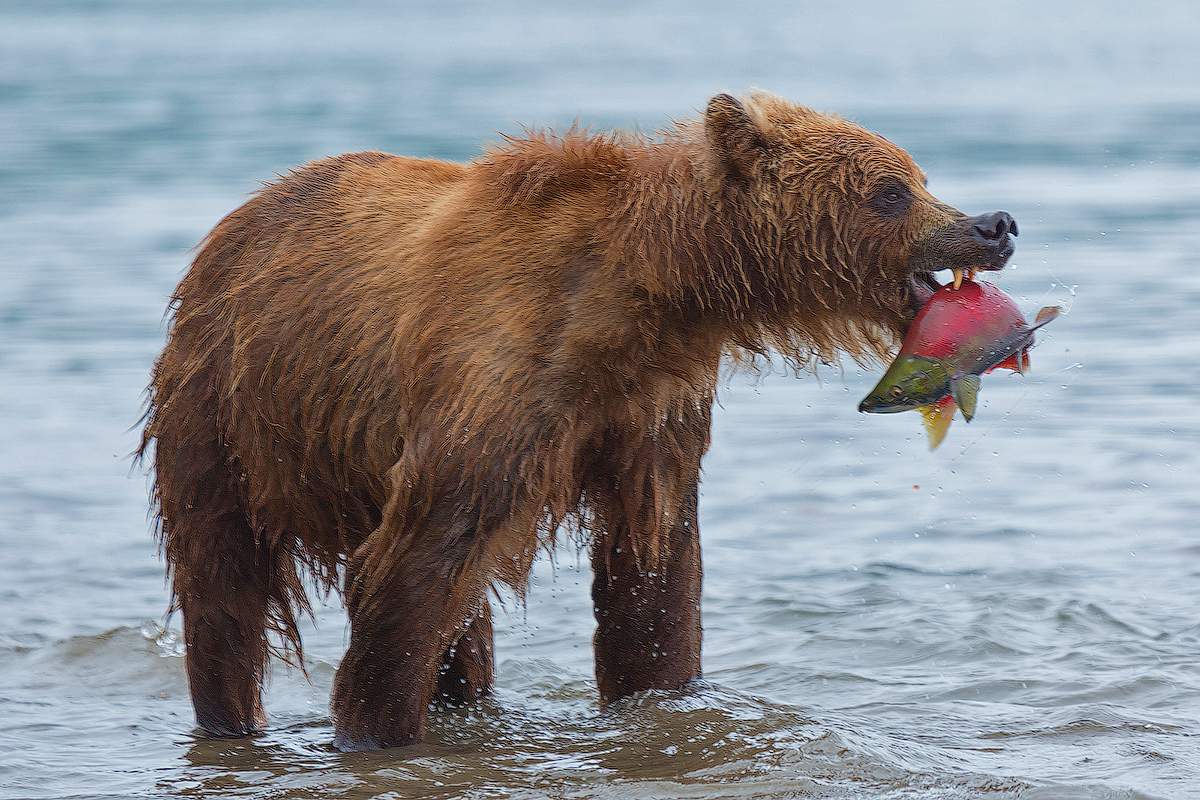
[
  {"xmin": 168, "ymin": 501, "xmax": 296, "ymax": 738},
  {"xmin": 437, "ymin": 600, "xmax": 494, "ymax": 705},
  {"xmin": 153, "ymin": 418, "xmax": 302, "ymax": 737},
  {"xmin": 177, "ymin": 525, "xmax": 268, "ymax": 736}
]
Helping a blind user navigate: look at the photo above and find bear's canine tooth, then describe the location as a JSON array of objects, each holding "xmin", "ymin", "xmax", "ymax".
[{"xmin": 952, "ymin": 268, "xmax": 964, "ymax": 289}]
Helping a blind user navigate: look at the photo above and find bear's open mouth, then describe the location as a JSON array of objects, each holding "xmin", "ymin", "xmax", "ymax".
[
  {"xmin": 904, "ymin": 246, "xmax": 1014, "ymax": 323},
  {"xmin": 907, "ymin": 270, "xmax": 942, "ymax": 315},
  {"xmin": 903, "ymin": 213, "xmax": 1018, "ymax": 313}
]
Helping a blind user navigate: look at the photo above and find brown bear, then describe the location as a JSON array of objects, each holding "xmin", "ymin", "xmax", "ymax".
[{"xmin": 139, "ymin": 91, "xmax": 1016, "ymax": 750}]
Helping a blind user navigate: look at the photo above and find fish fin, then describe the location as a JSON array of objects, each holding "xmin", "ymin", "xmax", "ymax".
[
  {"xmin": 919, "ymin": 398, "xmax": 956, "ymax": 450},
  {"xmin": 952, "ymin": 374, "xmax": 981, "ymax": 422},
  {"xmin": 1032, "ymin": 305, "xmax": 1062, "ymax": 330}
]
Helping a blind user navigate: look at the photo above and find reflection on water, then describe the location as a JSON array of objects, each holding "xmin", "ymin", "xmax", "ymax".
[{"xmin": 2, "ymin": 1, "xmax": 1198, "ymax": 798}]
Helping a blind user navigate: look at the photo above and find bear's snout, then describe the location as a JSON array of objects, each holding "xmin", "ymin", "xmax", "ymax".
[
  {"xmin": 964, "ymin": 210, "xmax": 1018, "ymax": 269},
  {"xmin": 968, "ymin": 210, "xmax": 1018, "ymax": 243}
]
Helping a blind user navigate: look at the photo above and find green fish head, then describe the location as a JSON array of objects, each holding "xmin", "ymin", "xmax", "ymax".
[{"xmin": 858, "ymin": 355, "xmax": 951, "ymax": 414}]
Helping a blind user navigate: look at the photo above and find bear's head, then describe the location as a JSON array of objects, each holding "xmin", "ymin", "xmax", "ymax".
[{"xmin": 700, "ymin": 92, "xmax": 1017, "ymax": 363}]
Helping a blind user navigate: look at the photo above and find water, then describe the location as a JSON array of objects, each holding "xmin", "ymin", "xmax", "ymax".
[{"xmin": 2, "ymin": 1, "xmax": 1199, "ymax": 798}]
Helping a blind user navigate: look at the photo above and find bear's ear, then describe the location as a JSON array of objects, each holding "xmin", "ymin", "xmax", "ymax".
[{"xmin": 705, "ymin": 93, "xmax": 769, "ymax": 179}]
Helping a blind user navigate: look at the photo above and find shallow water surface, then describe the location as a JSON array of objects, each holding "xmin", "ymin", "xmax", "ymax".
[{"xmin": 2, "ymin": 2, "xmax": 1199, "ymax": 798}]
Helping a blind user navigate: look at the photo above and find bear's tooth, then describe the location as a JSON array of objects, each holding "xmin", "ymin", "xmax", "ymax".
[{"xmin": 951, "ymin": 268, "xmax": 964, "ymax": 289}]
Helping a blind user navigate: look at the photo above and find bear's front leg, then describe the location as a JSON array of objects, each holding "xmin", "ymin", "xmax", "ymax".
[
  {"xmin": 330, "ymin": 509, "xmax": 490, "ymax": 751},
  {"xmin": 591, "ymin": 482, "xmax": 703, "ymax": 702},
  {"xmin": 437, "ymin": 601, "xmax": 494, "ymax": 705}
]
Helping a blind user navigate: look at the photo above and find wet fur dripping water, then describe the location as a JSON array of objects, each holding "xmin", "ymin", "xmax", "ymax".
[{"xmin": 2, "ymin": 1, "xmax": 1199, "ymax": 798}]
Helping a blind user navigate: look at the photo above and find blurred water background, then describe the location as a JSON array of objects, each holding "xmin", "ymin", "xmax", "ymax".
[{"xmin": 2, "ymin": 1, "xmax": 1199, "ymax": 798}]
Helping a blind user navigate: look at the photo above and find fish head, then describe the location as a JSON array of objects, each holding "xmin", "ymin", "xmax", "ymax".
[{"xmin": 858, "ymin": 355, "xmax": 951, "ymax": 414}]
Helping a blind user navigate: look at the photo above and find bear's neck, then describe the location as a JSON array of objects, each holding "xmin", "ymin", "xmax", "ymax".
[{"xmin": 602, "ymin": 139, "xmax": 784, "ymax": 354}]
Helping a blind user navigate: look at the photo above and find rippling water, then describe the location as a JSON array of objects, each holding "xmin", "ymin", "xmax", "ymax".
[{"xmin": 2, "ymin": 2, "xmax": 1199, "ymax": 798}]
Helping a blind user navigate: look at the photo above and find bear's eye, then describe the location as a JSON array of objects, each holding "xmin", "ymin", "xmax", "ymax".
[{"xmin": 869, "ymin": 182, "xmax": 912, "ymax": 218}]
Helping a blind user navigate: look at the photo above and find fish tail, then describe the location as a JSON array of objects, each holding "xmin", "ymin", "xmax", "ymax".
[{"xmin": 1033, "ymin": 305, "xmax": 1062, "ymax": 329}]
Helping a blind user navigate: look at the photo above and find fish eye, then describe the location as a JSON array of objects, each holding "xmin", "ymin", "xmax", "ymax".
[{"xmin": 890, "ymin": 386, "xmax": 903, "ymax": 397}]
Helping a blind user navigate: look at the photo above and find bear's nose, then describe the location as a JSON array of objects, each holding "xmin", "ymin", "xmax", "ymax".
[{"xmin": 969, "ymin": 211, "xmax": 1018, "ymax": 243}]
